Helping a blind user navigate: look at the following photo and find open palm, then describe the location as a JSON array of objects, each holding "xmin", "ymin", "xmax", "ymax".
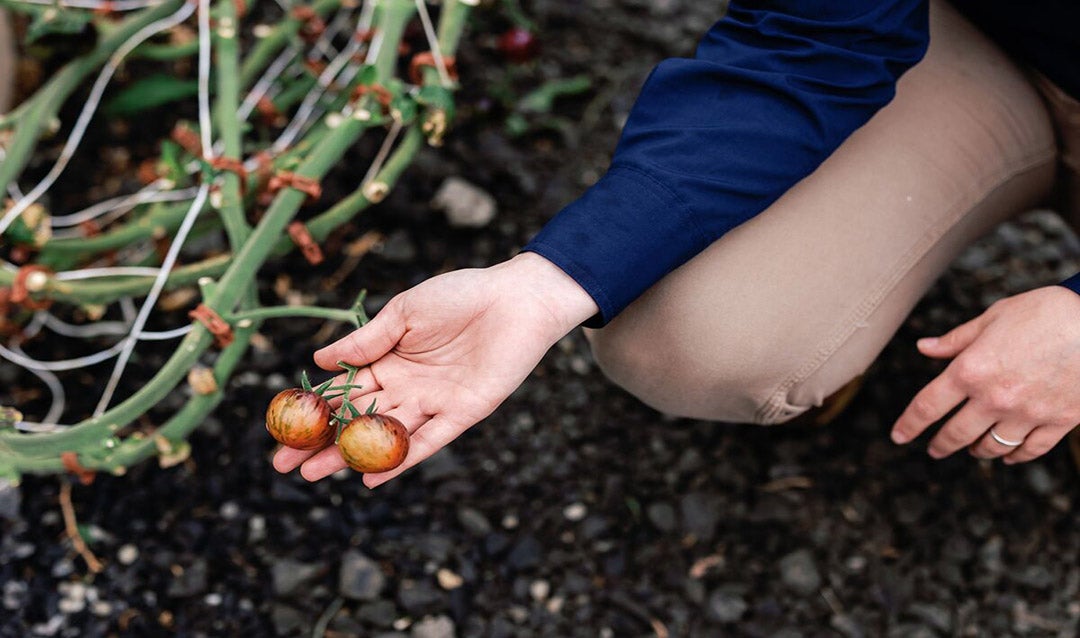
[{"xmin": 272, "ymin": 253, "xmax": 597, "ymax": 487}]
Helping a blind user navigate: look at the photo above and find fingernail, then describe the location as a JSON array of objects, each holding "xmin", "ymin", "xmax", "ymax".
[
  {"xmin": 928, "ymin": 447, "xmax": 945, "ymax": 459},
  {"xmin": 917, "ymin": 337, "xmax": 938, "ymax": 349},
  {"xmin": 1002, "ymin": 458, "xmax": 1015, "ymax": 465},
  {"xmin": 890, "ymin": 429, "xmax": 908, "ymax": 444}
]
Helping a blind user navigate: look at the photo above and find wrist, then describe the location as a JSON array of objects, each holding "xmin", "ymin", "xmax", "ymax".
[{"xmin": 497, "ymin": 252, "xmax": 600, "ymax": 335}]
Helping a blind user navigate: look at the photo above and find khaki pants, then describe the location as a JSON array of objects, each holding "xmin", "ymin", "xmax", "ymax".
[{"xmin": 588, "ymin": 0, "xmax": 1077, "ymax": 425}]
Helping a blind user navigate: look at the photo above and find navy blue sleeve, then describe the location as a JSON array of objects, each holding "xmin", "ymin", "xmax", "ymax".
[
  {"xmin": 1060, "ymin": 272, "xmax": 1080, "ymax": 295},
  {"xmin": 523, "ymin": 1, "xmax": 929, "ymax": 326}
]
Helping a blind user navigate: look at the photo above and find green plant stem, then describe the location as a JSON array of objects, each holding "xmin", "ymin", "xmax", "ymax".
[
  {"xmin": 228, "ymin": 305, "xmax": 360, "ymax": 325},
  {"xmin": 0, "ymin": 0, "xmax": 477, "ymax": 478},
  {"xmin": 131, "ymin": 39, "xmax": 200, "ymax": 61},
  {"xmin": 0, "ymin": 0, "xmax": 186, "ymax": 199},
  {"xmin": 238, "ymin": 0, "xmax": 342, "ymax": 89}
]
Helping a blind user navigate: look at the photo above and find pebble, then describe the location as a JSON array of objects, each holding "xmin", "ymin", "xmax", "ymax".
[
  {"xmin": 273, "ymin": 559, "xmax": 323, "ymax": 597},
  {"xmin": 680, "ymin": 492, "xmax": 720, "ymax": 542},
  {"xmin": 0, "ymin": 480, "xmax": 20, "ymax": 521},
  {"xmin": 456, "ymin": 507, "xmax": 492, "ymax": 536},
  {"xmin": 339, "ymin": 550, "xmax": 385, "ymax": 601},
  {"xmin": 646, "ymin": 502, "xmax": 677, "ymax": 532},
  {"xmin": 529, "ymin": 579, "xmax": 550, "ymax": 602},
  {"xmin": 779, "ymin": 549, "xmax": 821, "ymax": 596},
  {"xmin": 506, "ymin": 536, "xmax": 543, "ymax": 571},
  {"xmin": 436, "ymin": 568, "xmax": 463, "ymax": 591},
  {"xmin": 432, "ymin": 177, "xmax": 497, "ymax": 228},
  {"xmin": 705, "ymin": 590, "xmax": 748, "ymax": 623},
  {"xmin": 907, "ymin": 602, "xmax": 953, "ymax": 633},
  {"xmin": 3, "ymin": 580, "xmax": 28, "ymax": 610},
  {"xmin": 397, "ymin": 580, "xmax": 444, "ymax": 616},
  {"xmin": 117, "ymin": 544, "xmax": 139, "ymax": 565},
  {"xmin": 167, "ymin": 558, "xmax": 208, "ymax": 597},
  {"xmin": 410, "ymin": 615, "xmax": 455, "ymax": 638},
  {"xmin": 248, "ymin": 515, "xmax": 267, "ymax": 544},
  {"xmin": 1024, "ymin": 464, "xmax": 1054, "ymax": 496},
  {"xmin": 356, "ymin": 599, "xmax": 398, "ymax": 627},
  {"xmin": 563, "ymin": 503, "xmax": 587, "ymax": 522}
]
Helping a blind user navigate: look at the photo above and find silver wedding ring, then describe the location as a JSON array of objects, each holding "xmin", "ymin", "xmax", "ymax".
[{"xmin": 989, "ymin": 428, "xmax": 1023, "ymax": 447}]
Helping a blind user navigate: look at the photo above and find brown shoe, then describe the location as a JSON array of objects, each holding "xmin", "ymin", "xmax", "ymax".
[{"xmin": 789, "ymin": 375, "xmax": 865, "ymax": 427}]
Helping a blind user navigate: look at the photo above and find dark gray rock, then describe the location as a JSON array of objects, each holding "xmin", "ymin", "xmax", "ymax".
[
  {"xmin": 397, "ymin": 580, "xmax": 445, "ymax": 616},
  {"xmin": 506, "ymin": 536, "xmax": 543, "ymax": 571},
  {"xmin": 646, "ymin": 501, "xmax": 677, "ymax": 533},
  {"xmin": 167, "ymin": 559, "xmax": 208, "ymax": 597},
  {"xmin": 457, "ymin": 507, "xmax": 492, "ymax": 536},
  {"xmin": 411, "ymin": 615, "xmax": 455, "ymax": 638},
  {"xmin": 705, "ymin": 590, "xmax": 748, "ymax": 624},
  {"xmin": 0, "ymin": 480, "xmax": 20, "ymax": 522},
  {"xmin": 271, "ymin": 604, "xmax": 306, "ymax": 635},
  {"xmin": 680, "ymin": 492, "xmax": 720, "ymax": 542},
  {"xmin": 779, "ymin": 549, "xmax": 821, "ymax": 596},
  {"xmin": 272, "ymin": 559, "xmax": 323, "ymax": 597},
  {"xmin": 907, "ymin": 602, "xmax": 953, "ymax": 634},
  {"xmin": 356, "ymin": 600, "xmax": 398, "ymax": 628},
  {"xmin": 339, "ymin": 550, "xmax": 385, "ymax": 601}
]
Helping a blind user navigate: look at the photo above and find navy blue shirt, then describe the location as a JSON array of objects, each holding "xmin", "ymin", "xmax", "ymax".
[{"xmin": 523, "ymin": 1, "xmax": 1075, "ymax": 326}]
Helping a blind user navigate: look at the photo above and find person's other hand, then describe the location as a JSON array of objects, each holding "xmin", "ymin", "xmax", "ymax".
[
  {"xmin": 890, "ymin": 286, "xmax": 1080, "ymax": 463},
  {"xmin": 272, "ymin": 252, "xmax": 598, "ymax": 487}
]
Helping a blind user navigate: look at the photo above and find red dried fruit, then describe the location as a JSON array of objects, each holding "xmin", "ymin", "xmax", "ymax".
[{"xmin": 497, "ymin": 27, "xmax": 539, "ymax": 64}]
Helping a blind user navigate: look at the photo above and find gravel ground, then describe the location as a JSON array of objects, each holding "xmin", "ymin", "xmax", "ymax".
[{"xmin": 2, "ymin": 1, "xmax": 1079, "ymax": 637}]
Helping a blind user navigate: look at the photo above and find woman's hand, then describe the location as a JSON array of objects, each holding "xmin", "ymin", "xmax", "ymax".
[
  {"xmin": 272, "ymin": 252, "xmax": 599, "ymax": 487},
  {"xmin": 891, "ymin": 286, "xmax": 1080, "ymax": 463}
]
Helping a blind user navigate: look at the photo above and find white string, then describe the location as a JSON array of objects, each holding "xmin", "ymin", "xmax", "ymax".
[
  {"xmin": 414, "ymin": 0, "xmax": 453, "ymax": 88},
  {"xmin": 93, "ymin": 0, "xmax": 213, "ymax": 415},
  {"xmin": 50, "ymin": 183, "xmax": 197, "ymax": 228},
  {"xmin": 55, "ymin": 266, "xmax": 164, "ymax": 281},
  {"xmin": 238, "ymin": 47, "xmax": 298, "ymax": 121},
  {"xmin": 12, "ymin": 353, "xmax": 66, "ymax": 426},
  {"xmin": 0, "ymin": 2, "xmax": 197, "ymax": 237},
  {"xmin": 6, "ymin": 0, "xmax": 165, "ymax": 10},
  {"xmin": 361, "ymin": 118, "xmax": 402, "ymax": 187},
  {"xmin": 272, "ymin": 29, "xmax": 365, "ymax": 153}
]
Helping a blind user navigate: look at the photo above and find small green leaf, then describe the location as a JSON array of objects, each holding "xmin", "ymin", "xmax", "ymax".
[
  {"xmin": 365, "ymin": 398, "xmax": 377, "ymax": 415},
  {"xmin": 518, "ymin": 75, "xmax": 592, "ymax": 115},
  {"xmin": 104, "ymin": 74, "xmax": 200, "ymax": 117},
  {"xmin": 301, "ymin": 370, "xmax": 312, "ymax": 392}
]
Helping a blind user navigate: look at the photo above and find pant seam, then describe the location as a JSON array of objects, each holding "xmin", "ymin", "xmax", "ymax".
[{"xmin": 754, "ymin": 148, "xmax": 1058, "ymax": 425}]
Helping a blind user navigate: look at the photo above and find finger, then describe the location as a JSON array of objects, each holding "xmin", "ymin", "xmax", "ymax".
[
  {"xmin": 272, "ymin": 445, "xmax": 319, "ymax": 473},
  {"xmin": 917, "ymin": 314, "xmax": 988, "ymax": 359},
  {"xmin": 314, "ymin": 300, "xmax": 405, "ymax": 370},
  {"xmin": 298, "ymin": 445, "xmax": 349, "ymax": 482},
  {"xmin": 891, "ymin": 374, "xmax": 966, "ymax": 444},
  {"xmin": 364, "ymin": 415, "xmax": 466, "ymax": 489},
  {"xmin": 926, "ymin": 401, "xmax": 996, "ymax": 459},
  {"xmin": 1003, "ymin": 426, "xmax": 1062, "ymax": 464},
  {"xmin": 969, "ymin": 421, "xmax": 1029, "ymax": 459}
]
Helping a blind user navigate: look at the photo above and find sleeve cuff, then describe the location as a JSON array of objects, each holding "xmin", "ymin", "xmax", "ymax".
[
  {"xmin": 1059, "ymin": 271, "xmax": 1080, "ymax": 295},
  {"xmin": 522, "ymin": 164, "xmax": 709, "ymax": 328}
]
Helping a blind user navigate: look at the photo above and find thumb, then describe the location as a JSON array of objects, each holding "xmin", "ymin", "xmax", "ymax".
[
  {"xmin": 917, "ymin": 314, "xmax": 986, "ymax": 359},
  {"xmin": 314, "ymin": 299, "xmax": 405, "ymax": 370}
]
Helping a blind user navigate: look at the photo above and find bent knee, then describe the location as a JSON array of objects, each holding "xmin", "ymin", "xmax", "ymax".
[{"xmin": 587, "ymin": 319, "xmax": 849, "ymax": 425}]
